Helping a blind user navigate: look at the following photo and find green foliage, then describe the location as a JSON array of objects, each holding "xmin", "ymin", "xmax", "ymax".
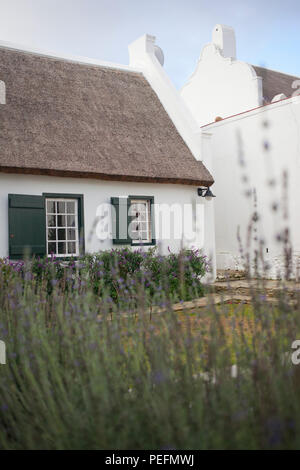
[
  {"xmin": 1, "ymin": 253, "xmax": 300, "ymax": 449},
  {"xmin": 2, "ymin": 247, "xmax": 207, "ymax": 305},
  {"xmin": 81, "ymin": 247, "xmax": 207, "ymax": 303}
]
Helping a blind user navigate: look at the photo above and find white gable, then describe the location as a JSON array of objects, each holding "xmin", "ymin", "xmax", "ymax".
[{"xmin": 181, "ymin": 24, "xmax": 263, "ymax": 126}]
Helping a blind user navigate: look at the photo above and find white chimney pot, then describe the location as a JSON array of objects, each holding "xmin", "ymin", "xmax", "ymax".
[{"xmin": 212, "ymin": 24, "xmax": 236, "ymax": 59}]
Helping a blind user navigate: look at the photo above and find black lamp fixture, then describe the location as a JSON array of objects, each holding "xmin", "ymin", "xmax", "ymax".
[{"xmin": 197, "ymin": 187, "xmax": 216, "ymax": 201}]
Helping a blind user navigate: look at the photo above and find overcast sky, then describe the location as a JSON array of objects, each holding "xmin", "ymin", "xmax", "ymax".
[{"xmin": 0, "ymin": 0, "xmax": 299, "ymax": 88}]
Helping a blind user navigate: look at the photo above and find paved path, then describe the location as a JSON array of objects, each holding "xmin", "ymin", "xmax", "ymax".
[
  {"xmin": 152, "ymin": 292, "xmax": 297, "ymax": 315},
  {"xmin": 104, "ymin": 279, "xmax": 300, "ymax": 319},
  {"xmin": 212, "ymin": 279, "xmax": 300, "ymax": 292},
  {"xmin": 167, "ymin": 279, "xmax": 300, "ymax": 313}
]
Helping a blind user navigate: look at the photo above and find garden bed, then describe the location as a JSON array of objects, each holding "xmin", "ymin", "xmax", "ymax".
[{"xmin": 1, "ymin": 249, "xmax": 300, "ymax": 449}]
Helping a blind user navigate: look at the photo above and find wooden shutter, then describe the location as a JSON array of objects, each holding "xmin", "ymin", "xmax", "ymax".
[
  {"xmin": 8, "ymin": 194, "xmax": 46, "ymax": 259},
  {"xmin": 111, "ymin": 197, "xmax": 131, "ymax": 245}
]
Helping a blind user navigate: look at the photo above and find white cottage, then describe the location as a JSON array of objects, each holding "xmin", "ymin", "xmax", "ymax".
[
  {"xmin": 0, "ymin": 35, "xmax": 216, "ymax": 276},
  {"xmin": 181, "ymin": 24, "xmax": 300, "ymax": 278}
]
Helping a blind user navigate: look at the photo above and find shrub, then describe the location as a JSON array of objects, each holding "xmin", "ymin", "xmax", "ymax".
[
  {"xmin": 0, "ymin": 262, "xmax": 300, "ymax": 449},
  {"xmin": 1, "ymin": 247, "xmax": 208, "ymax": 306}
]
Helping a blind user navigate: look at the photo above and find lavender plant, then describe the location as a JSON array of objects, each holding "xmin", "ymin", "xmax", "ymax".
[{"xmin": 0, "ymin": 245, "xmax": 300, "ymax": 449}]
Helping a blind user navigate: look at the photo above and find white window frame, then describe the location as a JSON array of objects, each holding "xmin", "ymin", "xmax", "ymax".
[
  {"xmin": 129, "ymin": 199, "xmax": 152, "ymax": 244},
  {"xmin": 46, "ymin": 198, "xmax": 79, "ymax": 258}
]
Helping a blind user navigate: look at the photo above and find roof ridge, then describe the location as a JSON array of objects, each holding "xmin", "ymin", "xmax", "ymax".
[
  {"xmin": 251, "ymin": 63, "xmax": 299, "ymax": 79},
  {"xmin": 0, "ymin": 39, "xmax": 142, "ymax": 74}
]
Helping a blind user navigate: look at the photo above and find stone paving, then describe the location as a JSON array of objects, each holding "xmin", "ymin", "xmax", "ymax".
[
  {"xmin": 109, "ymin": 276, "xmax": 300, "ymax": 319},
  {"xmin": 170, "ymin": 278, "xmax": 300, "ymax": 313},
  {"xmin": 213, "ymin": 279, "xmax": 300, "ymax": 291},
  {"xmin": 212, "ymin": 278, "xmax": 300, "ymax": 300}
]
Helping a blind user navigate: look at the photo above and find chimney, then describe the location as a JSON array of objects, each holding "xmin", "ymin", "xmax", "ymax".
[
  {"xmin": 212, "ymin": 24, "xmax": 236, "ymax": 59},
  {"xmin": 128, "ymin": 34, "xmax": 164, "ymax": 68}
]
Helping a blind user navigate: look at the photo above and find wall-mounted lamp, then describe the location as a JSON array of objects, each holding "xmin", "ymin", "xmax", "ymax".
[{"xmin": 197, "ymin": 187, "xmax": 216, "ymax": 201}]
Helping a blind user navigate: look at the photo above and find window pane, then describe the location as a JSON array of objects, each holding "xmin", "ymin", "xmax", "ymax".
[
  {"xmin": 68, "ymin": 242, "xmax": 76, "ymax": 254},
  {"xmin": 57, "ymin": 201, "xmax": 66, "ymax": 213},
  {"xmin": 67, "ymin": 215, "xmax": 76, "ymax": 227},
  {"xmin": 137, "ymin": 203, "xmax": 145, "ymax": 212},
  {"xmin": 67, "ymin": 202, "xmax": 75, "ymax": 214},
  {"xmin": 67, "ymin": 229, "xmax": 76, "ymax": 241},
  {"xmin": 48, "ymin": 242, "xmax": 56, "ymax": 254},
  {"xmin": 58, "ymin": 229, "xmax": 66, "ymax": 241},
  {"xmin": 129, "ymin": 205, "xmax": 137, "ymax": 216},
  {"xmin": 131, "ymin": 230, "xmax": 139, "ymax": 240},
  {"xmin": 45, "ymin": 198, "xmax": 78, "ymax": 256},
  {"xmin": 58, "ymin": 242, "xmax": 66, "ymax": 255},
  {"xmin": 47, "ymin": 201, "xmax": 56, "ymax": 213},
  {"xmin": 57, "ymin": 215, "xmax": 66, "ymax": 227},
  {"xmin": 48, "ymin": 229, "xmax": 56, "ymax": 241},
  {"xmin": 47, "ymin": 215, "xmax": 56, "ymax": 227},
  {"xmin": 129, "ymin": 199, "xmax": 151, "ymax": 243}
]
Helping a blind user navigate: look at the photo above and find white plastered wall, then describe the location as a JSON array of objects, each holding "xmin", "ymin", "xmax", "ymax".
[
  {"xmin": 205, "ymin": 95, "xmax": 300, "ymax": 278},
  {"xmin": 0, "ymin": 174, "xmax": 215, "ymax": 278},
  {"xmin": 181, "ymin": 24, "xmax": 262, "ymax": 127}
]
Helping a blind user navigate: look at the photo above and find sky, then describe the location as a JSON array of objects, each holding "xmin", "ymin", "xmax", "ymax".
[{"xmin": 0, "ymin": 0, "xmax": 299, "ymax": 89}]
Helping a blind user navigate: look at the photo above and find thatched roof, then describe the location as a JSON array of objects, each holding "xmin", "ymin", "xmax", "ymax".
[
  {"xmin": 252, "ymin": 65, "xmax": 299, "ymax": 103},
  {"xmin": 0, "ymin": 46, "xmax": 213, "ymax": 186}
]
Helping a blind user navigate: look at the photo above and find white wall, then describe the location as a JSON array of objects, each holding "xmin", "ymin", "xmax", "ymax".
[
  {"xmin": 0, "ymin": 173, "xmax": 216, "ymax": 277},
  {"xmin": 180, "ymin": 23, "xmax": 300, "ymax": 278},
  {"xmin": 181, "ymin": 24, "xmax": 262, "ymax": 127},
  {"xmin": 204, "ymin": 95, "xmax": 300, "ymax": 278}
]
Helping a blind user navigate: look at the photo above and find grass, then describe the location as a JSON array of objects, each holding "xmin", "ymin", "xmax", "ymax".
[{"xmin": 1, "ymin": 255, "xmax": 300, "ymax": 449}]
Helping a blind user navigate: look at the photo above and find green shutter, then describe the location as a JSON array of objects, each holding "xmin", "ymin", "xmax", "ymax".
[
  {"xmin": 111, "ymin": 197, "xmax": 131, "ymax": 245},
  {"xmin": 8, "ymin": 194, "xmax": 46, "ymax": 259},
  {"xmin": 149, "ymin": 197, "xmax": 156, "ymax": 246}
]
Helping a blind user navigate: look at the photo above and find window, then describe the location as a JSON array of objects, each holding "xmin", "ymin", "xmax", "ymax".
[
  {"xmin": 129, "ymin": 199, "xmax": 152, "ymax": 244},
  {"xmin": 46, "ymin": 199, "xmax": 79, "ymax": 257},
  {"xmin": 8, "ymin": 193, "xmax": 84, "ymax": 260},
  {"xmin": 111, "ymin": 196, "xmax": 155, "ymax": 246}
]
